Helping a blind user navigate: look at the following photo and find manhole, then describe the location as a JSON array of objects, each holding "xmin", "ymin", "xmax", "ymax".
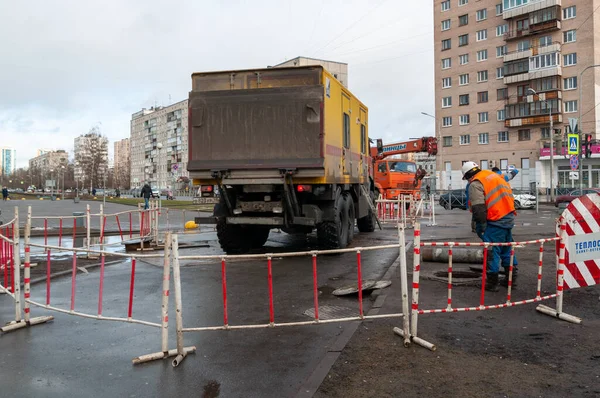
[
  {"xmin": 427, "ymin": 269, "xmax": 481, "ymax": 285},
  {"xmin": 332, "ymin": 280, "xmax": 391, "ymax": 296},
  {"xmin": 303, "ymin": 305, "xmax": 357, "ymax": 320},
  {"xmin": 469, "ymin": 266, "xmax": 507, "ymax": 275}
]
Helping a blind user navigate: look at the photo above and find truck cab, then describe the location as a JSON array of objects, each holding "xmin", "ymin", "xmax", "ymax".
[{"xmin": 374, "ymin": 159, "xmax": 420, "ymax": 200}]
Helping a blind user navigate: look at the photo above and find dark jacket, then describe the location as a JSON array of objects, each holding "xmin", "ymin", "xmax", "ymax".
[
  {"xmin": 140, "ymin": 184, "xmax": 152, "ymax": 199},
  {"xmin": 1, "ymin": 188, "xmax": 7, "ymax": 197}
]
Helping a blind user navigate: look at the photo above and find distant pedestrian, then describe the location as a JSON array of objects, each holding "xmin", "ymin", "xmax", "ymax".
[
  {"xmin": 2, "ymin": 186, "xmax": 8, "ymax": 201},
  {"xmin": 425, "ymin": 185, "xmax": 431, "ymax": 199},
  {"xmin": 115, "ymin": 188, "xmax": 120, "ymax": 198},
  {"xmin": 92, "ymin": 188, "xmax": 97, "ymax": 196},
  {"xmin": 140, "ymin": 183, "xmax": 152, "ymax": 210}
]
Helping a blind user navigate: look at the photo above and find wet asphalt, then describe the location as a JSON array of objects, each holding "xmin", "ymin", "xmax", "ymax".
[{"xmin": 0, "ymin": 199, "xmax": 561, "ymax": 397}]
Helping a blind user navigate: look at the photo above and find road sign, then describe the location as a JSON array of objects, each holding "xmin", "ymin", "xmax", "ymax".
[
  {"xmin": 568, "ymin": 134, "xmax": 579, "ymax": 155},
  {"xmin": 570, "ymin": 155, "xmax": 579, "ymax": 170},
  {"xmin": 569, "ymin": 171, "xmax": 579, "ymax": 180},
  {"xmin": 568, "ymin": 118, "xmax": 578, "ymax": 133}
]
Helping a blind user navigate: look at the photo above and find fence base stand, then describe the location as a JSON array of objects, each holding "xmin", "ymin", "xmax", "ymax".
[
  {"xmin": 1, "ymin": 316, "xmax": 54, "ymax": 333},
  {"xmin": 536, "ymin": 304, "xmax": 582, "ymax": 324},
  {"xmin": 132, "ymin": 346, "xmax": 196, "ymax": 366},
  {"xmin": 393, "ymin": 327, "xmax": 436, "ymax": 351}
]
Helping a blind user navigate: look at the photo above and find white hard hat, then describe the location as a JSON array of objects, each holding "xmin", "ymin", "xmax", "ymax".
[{"xmin": 461, "ymin": 161, "xmax": 480, "ymax": 180}]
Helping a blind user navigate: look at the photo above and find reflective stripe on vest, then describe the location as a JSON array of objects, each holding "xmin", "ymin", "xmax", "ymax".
[{"xmin": 472, "ymin": 170, "xmax": 515, "ymax": 221}]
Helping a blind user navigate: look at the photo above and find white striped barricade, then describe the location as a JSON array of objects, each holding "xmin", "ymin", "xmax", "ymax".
[
  {"xmin": 376, "ymin": 198, "xmax": 405, "ymax": 226},
  {"xmin": 395, "ymin": 221, "xmax": 581, "ymax": 351},
  {"xmin": 166, "ymin": 224, "xmax": 413, "ymax": 367},
  {"xmin": 17, "ymin": 205, "xmax": 196, "ymax": 364},
  {"xmin": 1, "ymin": 207, "xmax": 53, "ymax": 333}
]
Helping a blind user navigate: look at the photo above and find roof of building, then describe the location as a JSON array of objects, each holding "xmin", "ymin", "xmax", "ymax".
[{"xmin": 270, "ymin": 56, "xmax": 348, "ymax": 67}]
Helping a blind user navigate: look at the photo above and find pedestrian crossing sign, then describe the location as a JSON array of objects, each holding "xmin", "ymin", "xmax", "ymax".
[{"xmin": 568, "ymin": 134, "xmax": 579, "ymax": 155}]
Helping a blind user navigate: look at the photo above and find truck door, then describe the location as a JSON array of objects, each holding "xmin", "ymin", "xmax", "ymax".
[
  {"xmin": 359, "ymin": 108, "xmax": 367, "ymax": 178},
  {"xmin": 374, "ymin": 161, "xmax": 388, "ymax": 193},
  {"xmin": 342, "ymin": 94, "xmax": 351, "ymax": 176}
]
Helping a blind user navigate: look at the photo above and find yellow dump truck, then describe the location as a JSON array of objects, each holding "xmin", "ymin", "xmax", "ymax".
[{"xmin": 188, "ymin": 65, "xmax": 377, "ymax": 254}]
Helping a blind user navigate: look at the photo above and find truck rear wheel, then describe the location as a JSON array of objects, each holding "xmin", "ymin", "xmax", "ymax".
[
  {"xmin": 357, "ymin": 206, "xmax": 376, "ymax": 232},
  {"xmin": 317, "ymin": 194, "xmax": 349, "ymax": 250},
  {"xmin": 345, "ymin": 193, "xmax": 355, "ymax": 245},
  {"xmin": 216, "ymin": 219, "xmax": 252, "ymax": 254},
  {"xmin": 249, "ymin": 227, "xmax": 270, "ymax": 249}
]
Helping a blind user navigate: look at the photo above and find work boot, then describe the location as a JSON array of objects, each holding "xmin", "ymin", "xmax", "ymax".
[
  {"xmin": 485, "ymin": 273, "xmax": 500, "ymax": 292},
  {"xmin": 500, "ymin": 268, "xmax": 518, "ymax": 288}
]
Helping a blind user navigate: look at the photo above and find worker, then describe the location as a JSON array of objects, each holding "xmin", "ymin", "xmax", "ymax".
[{"xmin": 462, "ymin": 161, "xmax": 518, "ymax": 292}]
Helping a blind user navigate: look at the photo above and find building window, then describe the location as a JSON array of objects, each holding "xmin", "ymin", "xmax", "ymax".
[
  {"xmin": 496, "ymin": 88, "xmax": 508, "ymax": 100},
  {"xmin": 563, "ymin": 53, "xmax": 577, "ymax": 67},
  {"xmin": 541, "ymin": 127, "xmax": 550, "ymax": 139},
  {"xmin": 530, "ymin": 7, "xmax": 557, "ymax": 25},
  {"xmin": 459, "ymin": 0, "xmax": 468, "ymax": 5},
  {"xmin": 496, "ymin": 45, "xmax": 507, "ymax": 57},
  {"xmin": 443, "ymin": 136, "xmax": 453, "ymax": 146},
  {"xmin": 442, "ymin": 96, "xmax": 452, "ymax": 108},
  {"xmin": 564, "ymin": 30, "xmax": 576, "ymax": 44},
  {"xmin": 521, "ymin": 158, "xmax": 530, "ymax": 169},
  {"xmin": 477, "ymin": 70, "xmax": 488, "ymax": 82},
  {"xmin": 477, "ymin": 91, "xmax": 488, "ymax": 103},
  {"xmin": 460, "ymin": 114, "xmax": 470, "ymax": 125},
  {"xmin": 539, "ymin": 35, "xmax": 552, "ymax": 47},
  {"xmin": 459, "ymin": 54, "xmax": 469, "ymax": 65},
  {"xmin": 563, "ymin": 6, "xmax": 576, "ymax": 20},
  {"xmin": 441, "ymin": 0, "xmax": 450, "ymax": 11},
  {"xmin": 497, "ymin": 109, "xmax": 506, "ymax": 121},
  {"xmin": 500, "ymin": 159, "xmax": 508, "ymax": 170},
  {"xmin": 518, "ymin": 129, "xmax": 531, "ymax": 141},
  {"xmin": 478, "ymin": 133, "xmax": 489, "ymax": 144},
  {"xmin": 478, "ymin": 112, "xmax": 489, "ymax": 123},
  {"xmin": 476, "ymin": 9, "xmax": 487, "ymax": 21},
  {"xmin": 442, "ymin": 19, "xmax": 451, "ymax": 31},
  {"xmin": 442, "ymin": 77, "xmax": 452, "ymax": 88},
  {"xmin": 459, "ymin": 73, "xmax": 469, "ymax": 85},
  {"xmin": 442, "ymin": 58, "xmax": 451, "ymax": 69},
  {"xmin": 442, "ymin": 117, "xmax": 453, "ymax": 127},
  {"xmin": 496, "ymin": 67, "xmax": 504, "ymax": 79},
  {"xmin": 459, "ymin": 94, "xmax": 470, "ymax": 105},
  {"xmin": 459, "ymin": 14, "xmax": 468, "ymax": 26},
  {"xmin": 476, "ymin": 29, "xmax": 487, "ymax": 41},
  {"xmin": 442, "ymin": 38, "xmax": 452, "ymax": 51},
  {"xmin": 529, "ymin": 52, "xmax": 559, "ymax": 70},
  {"xmin": 564, "ymin": 100, "xmax": 578, "ymax": 113},
  {"xmin": 496, "ymin": 3, "xmax": 503, "ymax": 15},
  {"xmin": 477, "ymin": 49, "xmax": 488, "ymax": 61},
  {"xmin": 460, "ymin": 134, "xmax": 471, "ymax": 145},
  {"xmin": 496, "ymin": 24, "xmax": 508, "ymax": 37},
  {"xmin": 517, "ymin": 40, "xmax": 530, "ymax": 52},
  {"xmin": 498, "ymin": 131, "xmax": 509, "ymax": 142},
  {"xmin": 564, "ymin": 77, "xmax": 577, "ymax": 90},
  {"xmin": 459, "ymin": 34, "xmax": 469, "ymax": 46}
]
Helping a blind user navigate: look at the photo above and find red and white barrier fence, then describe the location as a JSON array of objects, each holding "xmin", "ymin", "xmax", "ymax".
[
  {"xmin": 396, "ymin": 221, "xmax": 582, "ymax": 351},
  {"xmin": 376, "ymin": 194, "xmax": 437, "ymax": 228}
]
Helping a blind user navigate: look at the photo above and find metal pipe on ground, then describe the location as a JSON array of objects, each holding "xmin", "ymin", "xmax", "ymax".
[{"xmin": 421, "ymin": 247, "xmax": 483, "ymax": 263}]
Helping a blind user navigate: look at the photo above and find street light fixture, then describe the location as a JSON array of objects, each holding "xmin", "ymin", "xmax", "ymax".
[
  {"xmin": 527, "ymin": 88, "xmax": 554, "ymax": 203},
  {"xmin": 421, "ymin": 112, "xmax": 442, "ymax": 190}
]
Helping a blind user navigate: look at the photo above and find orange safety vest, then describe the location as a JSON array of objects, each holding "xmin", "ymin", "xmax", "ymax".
[{"xmin": 472, "ymin": 170, "xmax": 515, "ymax": 221}]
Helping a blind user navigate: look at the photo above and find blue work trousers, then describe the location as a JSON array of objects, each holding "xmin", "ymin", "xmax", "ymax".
[
  {"xmin": 144, "ymin": 197, "xmax": 150, "ymax": 210},
  {"xmin": 482, "ymin": 224, "xmax": 518, "ymax": 274}
]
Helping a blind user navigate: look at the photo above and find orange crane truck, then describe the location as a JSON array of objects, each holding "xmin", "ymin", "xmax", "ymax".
[
  {"xmin": 188, "ymin": 66, "xmax": 378, "ymax": 254},
  {"xmin": 370, "ymin": 137, "xmax": 437, "ymax": 200}
]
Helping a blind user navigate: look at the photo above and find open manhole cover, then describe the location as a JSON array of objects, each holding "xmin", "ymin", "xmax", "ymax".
[
  {"xmin": 469, "ymin": 266, "xmax": 507, "ymax": 275},
  {"xmin": 427, "ymin": 270, "xmax": 481, "ymax": 286},
  {"xmin": 332, "ymin": 280, "xmax": 392, "ymax": 296},
  {"xmin": 303, "ymin": 305, "xmax": 357, "ymax": 320}
]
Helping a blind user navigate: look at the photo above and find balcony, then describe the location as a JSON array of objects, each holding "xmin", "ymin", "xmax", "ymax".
[
  {"xmin": 503, "ymin": 0, "xmax": 561, "ymax": 20},
  {"xmin": 505, "ymin": 113, "xmax": 562, "ymax": 128}
]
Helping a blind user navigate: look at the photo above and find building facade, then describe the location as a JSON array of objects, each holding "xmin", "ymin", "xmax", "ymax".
[
  {"xmin": 29, "ymin": 150, "xmax": 68, "ymax": 173},
  {"xmin": 130, "ymin": 100, "xmax": 189, "ymax": 190},
  {"xmin": 272, "ymin": 56, "xmax": 349, "ymax": 88},
  {"xmin": 0, "ymin": 147, "xmax": 16, "ymax": 176},
  {"xmin": 113, "ymin": 138, "xmax": 130, "ymax": 188},
  {"xmin": 434, "ymin": 0, "xmax": 600, "ymax": 191},
  {"xmin": 74, "ymin": 133, "xmax": 109, "ymax": 189}
]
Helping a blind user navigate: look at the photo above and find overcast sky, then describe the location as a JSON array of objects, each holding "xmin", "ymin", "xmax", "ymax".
[{"xmin": 0, "ymin": 0, "xmax": 434, "ymax": 168}]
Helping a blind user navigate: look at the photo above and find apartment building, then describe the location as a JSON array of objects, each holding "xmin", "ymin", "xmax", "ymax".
[
  {"xmin": 74, "ymin": 133, "xmax": 109, "ymax": 189},
  {"xmin": 113, "ymin": 138, "xmax": 130, "ymax": 188},
  {"xmin": 272, "ymin": 56, "xmax": 349, "ymax": 88},
  {"xmin": 29, "ymin": 150, "xmax": 68, "ymax": 173},
  {"xmin": 434, "ymin": 0, "xmax": 600, "ymax": 191},
  {"xmin": 0, "ymin": 147, "xmax": 16, "ymax": 176},
  {"xmin": 129, "ymin": 100, "xmax": 189, "ymax": 190}
]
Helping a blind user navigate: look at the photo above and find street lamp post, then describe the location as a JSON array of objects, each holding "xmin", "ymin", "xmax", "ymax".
[
  {"xmin": 578, "ymin": 64, "xmax": 600, "ymax": 190},
  {"xmin": 61, "ymin": 165, "xmax": 65, "ymax": 200},
  {"xmin": 156, "ymin": 142, "xmax": 163, "ymax": 209},
  {"xmin": 527, "ymin": 88, "xmax": 554, "ymax": 203},
  {"xmin": 50, "ymin": 168, "xmax": 54, "ymax": 199},
  {"xmin": 421, "ymin": 112, "xmax": 441, "ymax": 190}
]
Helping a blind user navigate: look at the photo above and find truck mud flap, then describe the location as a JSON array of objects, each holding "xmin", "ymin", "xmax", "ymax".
[{"xmin": 195, "ymin": 216, "xmax": 218, "ymax": 224}]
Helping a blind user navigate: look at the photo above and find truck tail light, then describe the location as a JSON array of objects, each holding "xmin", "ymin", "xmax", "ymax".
[
  {"xmin": 296, "ymin": 185, "xmax": 312, "ymax": 193},
  {"xmin": 201, "ymin": 185, "xmax": 213, "ymax": 192}
]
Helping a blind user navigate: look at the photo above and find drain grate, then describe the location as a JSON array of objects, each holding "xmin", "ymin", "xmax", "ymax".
[{"xmin": 303, "ymin": 305, "xmax": 357, "ymax": 320}]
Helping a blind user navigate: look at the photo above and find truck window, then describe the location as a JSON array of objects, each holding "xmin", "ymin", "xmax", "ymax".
[
  {"xmin": 360, "ymin": 124, "xmax": 367, "ymax": 154},
  {"xmin": 377, "ymin": 162, "xmax": 387, "ymax": 173},
  {"xmin": 343, "ymin": 113, "xmax": 350, "ymax": 148},
  {"xmin": 389, "ymin": 162, "xmax": 416, "ymax": 173}
]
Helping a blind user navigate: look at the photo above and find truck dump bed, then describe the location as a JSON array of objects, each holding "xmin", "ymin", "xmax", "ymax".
[{"xmin": 188, "ymin": 67, "xmax": 325, "ymax": 178}]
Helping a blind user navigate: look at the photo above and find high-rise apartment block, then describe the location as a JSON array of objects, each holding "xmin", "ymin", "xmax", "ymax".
[
  {"xmin": 29, "ymin": 150, "xmax": 68, "ymax": 173},
  {"xmin": 434, "ymin": 0, "xmax": 600, "ymax": 190},
  {"xmin": 130, "ymin": 100, "xmax": 189, "ymax": 189},
  {"xmin": 74, "ymin": 133, "xmax": 109, "ymax": 188},
  {"xmin": 113, "ymin": 138, "xmax": 130, "ymax": 188},
  {"xmin": 0, "ymin": 147, "xmax": 16, "ymax": 176}
]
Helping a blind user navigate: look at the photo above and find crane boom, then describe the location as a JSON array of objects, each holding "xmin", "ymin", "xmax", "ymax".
[{"xmin": 371, "ymin": 137, "xmax": 437, "ymax": 160}]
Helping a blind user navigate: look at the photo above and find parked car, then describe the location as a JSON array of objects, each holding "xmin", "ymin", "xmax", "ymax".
[
  {"xmin": 512, "ymin": 190, "xmax": 536, "ymax": 209},
  {"xmin": 439, "ymin": 189, "xmax": 467, "ymax": 210},
  {"xmin": 151, "ymin": 187, "xmax": 160, "ymax": 198},
  {"xmin": 555, "ymin": 188, "xmax": 600, "ymax": 207}
]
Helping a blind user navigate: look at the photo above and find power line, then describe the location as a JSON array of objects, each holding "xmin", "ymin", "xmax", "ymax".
[
  {"xmin": 351, "ymin": 48, "xmax": 433, "ymax": 67},
  {"xmin": 575, "ymin": 3, "xmax": 600, "ymax": 33},
  {"xmin": 310, "ymin": 0, "xmax": 389, "ymax": 56},
  {"xmin": 330, "ymin": 32, "xmax": 433, "ymax": 58},
  {"xmin": 305, "ymin": 0, "xmax": 325, "ymax": 55}
]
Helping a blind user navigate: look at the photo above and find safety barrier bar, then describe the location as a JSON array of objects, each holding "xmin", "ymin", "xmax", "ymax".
[
  {"xmin": 397, "ymin": 221, "xmax": 581, "ymax": 351},
  {"xmin": 169, "ymin": 224, "xmax": 413, "ymax": 356}
]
